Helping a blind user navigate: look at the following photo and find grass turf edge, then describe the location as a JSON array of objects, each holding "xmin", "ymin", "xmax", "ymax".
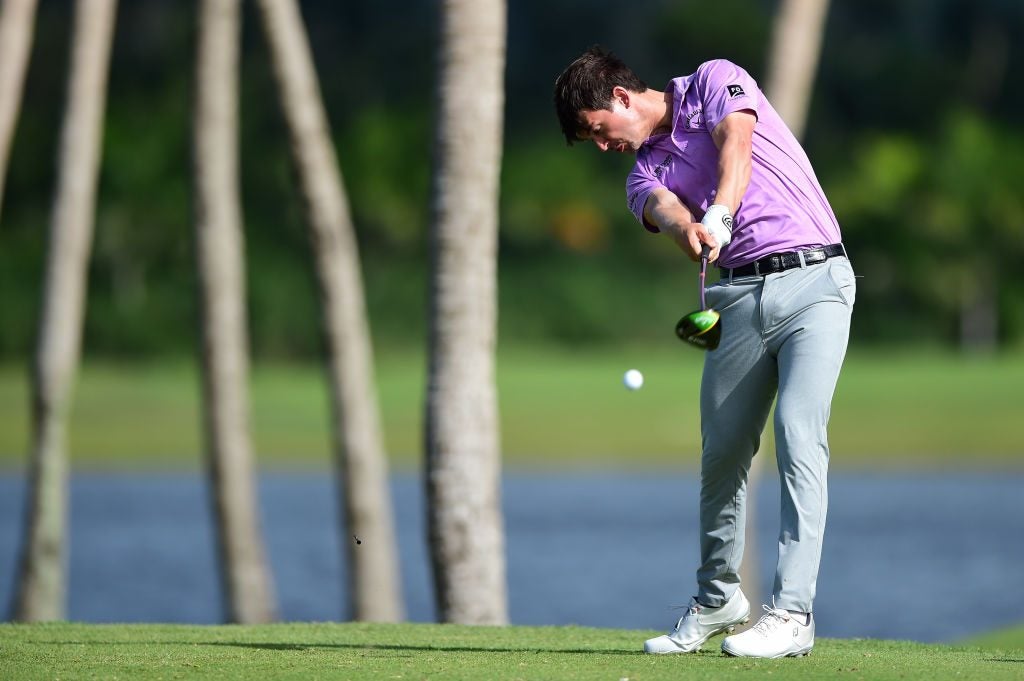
[{"xmin": 2, "ymin": 621, "xmax": 1023, "ymax": 681}]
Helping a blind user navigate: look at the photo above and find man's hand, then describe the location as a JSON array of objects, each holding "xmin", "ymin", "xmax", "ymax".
[
  {"xmin": 701, "ymin": 204, "xmax": 733, "ymax": 249},
  {"xmin": 667, "ymin": 221, "xmax": 722, "ymax": 262}
]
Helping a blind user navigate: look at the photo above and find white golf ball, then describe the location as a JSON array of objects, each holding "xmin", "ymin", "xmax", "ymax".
[{"xmin": 623, "ymin": 369, "xmax": 644, "ymax": 391}]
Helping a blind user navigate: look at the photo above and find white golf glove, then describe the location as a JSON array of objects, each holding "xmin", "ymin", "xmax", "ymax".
[{"xmin": 701, "ymin": 204, "xmax": 734, "ymax": 248}]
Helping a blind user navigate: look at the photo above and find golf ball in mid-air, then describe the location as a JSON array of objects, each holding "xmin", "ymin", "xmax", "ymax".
[{"xmin": 623, "ymin": 369, "xmax": 644, "ymax": 391}]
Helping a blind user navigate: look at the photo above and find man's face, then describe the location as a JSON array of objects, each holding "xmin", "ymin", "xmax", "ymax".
[{"xmin": 577, "ymin": 91, "xmax": 646, "ymax": 154}]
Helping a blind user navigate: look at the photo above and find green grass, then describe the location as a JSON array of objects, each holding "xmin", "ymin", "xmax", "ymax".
[
  {"xmin": 0, "ymin": 347, "xmax": 1022, "ymax": 470},
  {"xmin": 968, "ymin": 625, "xmax": 1024, "ymax": 650},
  {"xmin": 1, "ymin": 622, "xmax": 1022, "ymax": 681}
]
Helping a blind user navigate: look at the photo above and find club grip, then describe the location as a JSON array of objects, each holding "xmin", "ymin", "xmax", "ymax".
[{"xmin": 700, "ymin": 243, "xmax": 711, "ymax": 259}]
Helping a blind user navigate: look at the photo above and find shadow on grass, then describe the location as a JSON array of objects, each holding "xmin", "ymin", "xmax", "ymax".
[
  {"xmin": 36, "ymin": 640, "xmax": 656, "ymax": 656},
  {"xmin": 211, "ymin": 641, "xmax": 650, "ymax": 656}
]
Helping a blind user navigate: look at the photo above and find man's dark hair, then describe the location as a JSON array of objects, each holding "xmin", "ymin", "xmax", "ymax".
[{"xmin": 553, "ymin": 45, "xmax": 648, "ymax": 145}]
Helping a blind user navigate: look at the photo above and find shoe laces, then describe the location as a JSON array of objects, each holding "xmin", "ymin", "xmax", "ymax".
[
  {"xmin": 668, "ymin": 597, "xmax": 703, "ymax": 631},
  {"xmin": 751, "ymin": 603, "xmax": 791, "ymax": 636}
]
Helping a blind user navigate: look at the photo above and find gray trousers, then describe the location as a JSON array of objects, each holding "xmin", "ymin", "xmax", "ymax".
[{"xmin": 696, "ymin": 255, "xmax": 855, "ymax": 614}]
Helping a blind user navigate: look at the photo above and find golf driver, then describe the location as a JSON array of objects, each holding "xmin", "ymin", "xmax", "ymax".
[{"xmin": 675, "ymin": 244, "xmax": 722, "ymax": 350}]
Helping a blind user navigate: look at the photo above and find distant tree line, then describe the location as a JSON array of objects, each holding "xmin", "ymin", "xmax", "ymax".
[{"xmin": 1, "ymin": 0, "xmax": 1022, "ymax": 361}]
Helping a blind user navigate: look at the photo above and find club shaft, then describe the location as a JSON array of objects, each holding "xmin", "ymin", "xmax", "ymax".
[{"xmin": 699, "ymin": 244, "xmax": 710, "ymax": 310}]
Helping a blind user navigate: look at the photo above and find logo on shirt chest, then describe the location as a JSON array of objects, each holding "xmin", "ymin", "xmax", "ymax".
[
  {"xmin": 653, "ymin": 154, "xmax": 672, "ymax": 180},
  {"xmin": 685, "ymin": 108, "xmax": 704, "ymax": 129}
]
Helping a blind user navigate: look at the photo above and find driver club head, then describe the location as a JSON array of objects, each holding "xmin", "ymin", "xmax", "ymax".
[{"xmin": 675, "ymin": 309, "xmax": 722, "ymax": 350}]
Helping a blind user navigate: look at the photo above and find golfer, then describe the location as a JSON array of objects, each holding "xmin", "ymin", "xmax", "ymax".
[{"xmin": 554, "ymin": 47, "xmax": 855, "ymax": 658}]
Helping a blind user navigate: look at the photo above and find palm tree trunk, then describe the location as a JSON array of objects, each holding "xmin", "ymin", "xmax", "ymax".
[
  {"xmin": 253, "ymin": 0, "xmax": 403, "ymax": 622},
  {"xmin": 0, "ymin": 0, "xmax": 39, "ymax": 225},
  {"xmin": 959, "ymin": 270, "xmax": 997, "ymax": 353},
  {"xmin": 764, "ymin": 0, "xmax": 831, "ymax": 140},
  {"xmin": 425, "ymin": 0, "xmax": 508, "ymax": 625},
  {"xmin": 194, "ymin": 0, "xmax": 276, "ymax": 624},
  {"xmin": 11, "ymin": 0, "xmax": 116, "ymax": 622}
]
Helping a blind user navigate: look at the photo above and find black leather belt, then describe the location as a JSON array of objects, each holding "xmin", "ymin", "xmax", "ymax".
[{"xmin": 720, "ymin": 243, "xmax": 847, "ymax": 278}]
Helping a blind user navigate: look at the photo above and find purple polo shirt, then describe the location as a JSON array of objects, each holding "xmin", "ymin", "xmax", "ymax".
[{"xmin": 626, "ymin": 59, "xmax": 841, "ymax": 269}]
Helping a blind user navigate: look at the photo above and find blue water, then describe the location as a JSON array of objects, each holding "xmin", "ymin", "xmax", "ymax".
[{"xmin": 1, "ymin": 471, "xmax": 1021, "ymax": 643}]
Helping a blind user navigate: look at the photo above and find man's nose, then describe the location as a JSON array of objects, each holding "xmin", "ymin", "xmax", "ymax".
[{"xmin": 593, "ymin": 138, "xmax": 610, "ymax": 152}]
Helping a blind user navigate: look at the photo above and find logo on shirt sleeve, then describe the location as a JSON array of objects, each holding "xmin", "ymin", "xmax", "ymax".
[{"xmin": 727, "ymin": 84, "xmax": 745, "ymax": 97}]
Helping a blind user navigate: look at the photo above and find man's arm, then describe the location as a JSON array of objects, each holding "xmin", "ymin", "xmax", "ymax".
[
  {"xmin": 640, "ymin": 111, "xmax": 756, "ymax": 263},
  {"xmin": 642, "ymin": 187, "xmax": 710, "ymax": 262},
  {"xmin": 709, "ymin": 110, "xmax": 756, "ymax": 212},
  {"xmin": 698, "ymin": 110, "xmax": 756, "ymax": 259}
]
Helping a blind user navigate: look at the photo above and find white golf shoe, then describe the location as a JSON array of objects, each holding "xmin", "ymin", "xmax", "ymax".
[
  {"xmin": 643, "ymin": 589, "xmax": 751, "ymax": 654},
  {"xmin": 721, "ymin": 603, "xmax": 814, "ymax": 658}
]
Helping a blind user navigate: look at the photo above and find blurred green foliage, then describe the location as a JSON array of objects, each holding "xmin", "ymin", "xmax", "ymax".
[{"xmin": 1, "ymin": 0, "xmax": 1022, "ymax": 359}]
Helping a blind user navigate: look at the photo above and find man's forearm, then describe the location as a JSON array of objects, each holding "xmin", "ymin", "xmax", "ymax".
[
  {"xmin": 644, "ymin": 188, "xmax": 694, "ymax": 232},
  {"xmin": 643, "ymin": 188, "xmax": 708, "ymax": 259}
]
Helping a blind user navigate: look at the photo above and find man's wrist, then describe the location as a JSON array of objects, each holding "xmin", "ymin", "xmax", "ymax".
[{"xmin": 701, "ymin": 204, "xmax": 734, "ymax": 246}]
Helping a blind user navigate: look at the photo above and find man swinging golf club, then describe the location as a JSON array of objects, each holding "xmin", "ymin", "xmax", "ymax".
[{"xmin": 554, "ymin": 47, "xmax": 855, "ymax": 658}]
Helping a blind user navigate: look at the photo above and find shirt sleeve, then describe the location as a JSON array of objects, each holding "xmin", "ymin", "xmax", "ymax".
[
  {"xmin": 626, "ymin": 162, "xmax": 662, "ymax": 233},
  {"xmin": 695, "ymin": 59, "xmax": 761, "ymax": 133}
]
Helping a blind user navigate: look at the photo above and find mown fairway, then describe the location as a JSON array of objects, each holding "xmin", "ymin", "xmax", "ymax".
[
  {"xmin": 0, "ymin": 348, "xmax": 1021, "ymax": 469},
  {"xmin": 1, "ymin": 622, "xmax": 1022, "ymax": 681}
]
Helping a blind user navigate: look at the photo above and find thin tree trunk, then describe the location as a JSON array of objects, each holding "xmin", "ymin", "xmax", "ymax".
[
  {"xmin": 764, "ymin": 0, "xmax": 831, "ymax": 140},
  {"xmin": 959, "ymin": 271, "xmax": 997, "ymax": 354},
  {"xmin": 253, "ymin": 0, "xmax": 403, "ymax": 622},
  {"xmin": 11, "ymin": 0, "xmax": 116, "ymax": 622},
  {"xmin": 425, "ymin": 0, "xmax": 508, "ymax": 625},
  {"xmin": 0, "ymin": 0, "xmax": 39, "ymax": 225},
  {"xmin": 194, "ymin": 0, "xmax": 276, "ymax": 624}
]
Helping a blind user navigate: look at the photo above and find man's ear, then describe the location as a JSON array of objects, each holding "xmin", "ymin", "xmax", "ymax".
[{"xmin": 611, "ymin": 85, "xmax": 631, "ymax": 109}]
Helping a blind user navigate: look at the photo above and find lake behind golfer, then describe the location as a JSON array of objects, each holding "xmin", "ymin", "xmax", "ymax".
[{"xmin": 0, "ymin": 471, "xmax": 1020, "ymax": 643}]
